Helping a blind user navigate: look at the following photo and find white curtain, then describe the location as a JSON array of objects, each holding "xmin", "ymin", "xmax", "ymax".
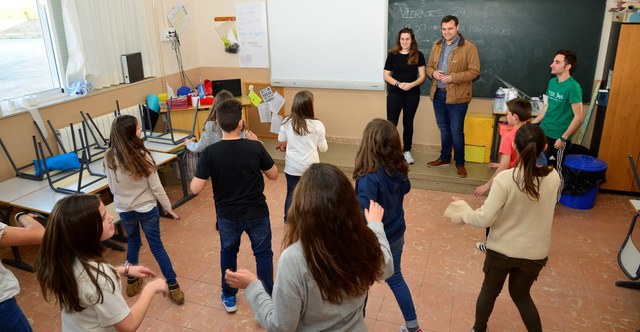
[{"xmin": 62, "ymin": 0, "xmax": 158, "ymax": 89}]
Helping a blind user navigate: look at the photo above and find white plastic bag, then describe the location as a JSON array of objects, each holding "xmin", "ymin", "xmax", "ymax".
[
  {"xmin": 68, "ymin": 80, "xmax": 93, "ymax": 96},
  {"xmin": 215, "ymin": 21, "xmax": 239, "ymax": 53}
]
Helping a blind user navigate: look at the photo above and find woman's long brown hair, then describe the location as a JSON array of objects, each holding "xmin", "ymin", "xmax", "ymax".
[
  {"xmin": 35, "ymin": 195, "xmax": 117, "ymax": 312},
  {"xmin": 282, "ymin": 90, "xmax": 315, "ymax": 136},
  {"xmin": 284, "ymin": 163, "xmax": 385, "ymax": 304},
  {"xmin": 353, "ymin": 118, "xmax": 408, "ymax": 179},
  {"xmin": 105, "ymin": 115, "xmax": 155, "ymax": 179},
  {"xmin": 512, "ymin": 124, "xmax": 552, "ymax": 200},
  {"xmin": 390, "ymin": 27, "xmax": 420, "ymax": 65}
]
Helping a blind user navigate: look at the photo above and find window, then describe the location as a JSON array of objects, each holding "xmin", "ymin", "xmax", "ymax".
[{"xmin": 0, "ymin": 0, "xmax": 66, "ymax": 104}]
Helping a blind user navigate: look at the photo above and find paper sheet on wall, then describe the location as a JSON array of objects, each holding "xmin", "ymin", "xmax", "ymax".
[
  {"xmin": 168, "ymin": 2, "xmax": 190, "ymax": 34},
  {"xmin": 259, "ymin": 86, "xmax": 274, "ymax": 102},
  {"xmin": 270, "ymin": 113, "xmax": 282, "ymax": 134},
  {"xmin": 268, "ymin": 92, "xmax": 285, "ymax": 114},
  {"xmin": 258, "ymin": 103, "xmax": 272, "ymax": 123},
  {"xmin": 236, "ymin": 2, "xmax": 270, "ymax": 68},
  {"xmin": 248, "ymin": 90, "xmax": 262, "ymax": 106}
]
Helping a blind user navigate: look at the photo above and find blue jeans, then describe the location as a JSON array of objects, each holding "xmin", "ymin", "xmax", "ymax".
[
  {"xmin": 433, "ymin": 89, "xmax": 469, "ymax": 167},
  {"xmin": 120, "ymin": 207, "xmax": 177, "ymax": 285},
  {"xmin": 284, "ymin": 173, "xmax": 301, "ymax": 222},
  {"xmin": 218, "ymin": 215, "xmax": 274, "ymax": 297},
  {"xmin": 0, "ymin": 297, "xmax": 32, "ymax": 332},
  {"xmin": 386, "ymin": 236, "xmax": 418, "ymax": 324}
]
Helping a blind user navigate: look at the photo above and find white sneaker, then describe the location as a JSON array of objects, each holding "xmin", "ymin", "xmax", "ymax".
[
  {"xmin": 403, "ymin": 151, "xmax": 415, "ymax": 164},
  {"xmin": 475, "ymin": 242, "xmax": 487, "ymax": 253}
]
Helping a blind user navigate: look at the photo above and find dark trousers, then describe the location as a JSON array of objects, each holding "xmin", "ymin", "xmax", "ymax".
[
  {"xmin": 387, "ymin": 93, "xmax": 420, "ymax": 152},
  {"xmin": 474, "ymin": 249, "xmax": 547, "ymax": 332},
  {"xmin": 283, "ymin": 173, "xmax": 301, "ymax": 222},
  {"xmin": 544, "ymin": 136, "xmax": 569, "ymax": 168}
]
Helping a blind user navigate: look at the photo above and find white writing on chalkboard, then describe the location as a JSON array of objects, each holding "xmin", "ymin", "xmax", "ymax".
[
  {"xmin": 461, "ymin": 25, "xmax": 511, "ymax": 36},
  {"xmin": 395, "ymin": 4, "xmax": 467, "ymax": 19}
]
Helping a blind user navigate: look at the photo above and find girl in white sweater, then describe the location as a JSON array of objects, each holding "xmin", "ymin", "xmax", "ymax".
[
  {"xmin": 445, "ymin": 124, "xmax": 560, "ymax": 332},
  {"xmin": 276, "ymin": 90, "xmax": 328, "ymax": 223}
]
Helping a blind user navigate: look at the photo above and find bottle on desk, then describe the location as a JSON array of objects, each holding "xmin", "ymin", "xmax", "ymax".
[
  {"xmin": 493, "ymin": 87, "xmax": 506, "ymax": 113},
  {"xmin": 531, "ymin": 96, "xmax": 541, "ymax": 115}
]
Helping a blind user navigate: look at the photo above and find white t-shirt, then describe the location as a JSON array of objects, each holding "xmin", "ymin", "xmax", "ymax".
[
  {"xmin": 61, "ymin": 260, "xmax": 130, "ymax": 331},
  {"xmin": 0, "ymin": 223, "xmax": 20, "ymax": 303},
  {"xmin": 278, "ymin": 119, "xmax": 328, "ymax": 176}
]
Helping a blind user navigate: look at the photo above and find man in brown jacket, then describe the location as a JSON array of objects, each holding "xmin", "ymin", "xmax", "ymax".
[{"xmin": 426, "ymin": 15, "xmax": 480, "ymax": 178}]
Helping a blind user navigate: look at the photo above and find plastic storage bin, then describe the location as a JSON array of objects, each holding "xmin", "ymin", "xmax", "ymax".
[{"xmin": 559, "ymin": 155, "xmax": 607, "ymax": 209}]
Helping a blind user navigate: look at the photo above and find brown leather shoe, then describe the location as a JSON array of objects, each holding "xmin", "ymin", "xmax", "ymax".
[
  {"xmin": 457, "ymin": 166, "xmax": 468, "ymax": 178},
  {"xmin": 126, "ymin": 277, "xmax": 143, "ymax": 297},
  {"xmin": 427, "ymin": 159, "xmax": 451, "ymax": 167},
  {"xmin": 169, "ymin": 284, "xmax": 185, "ymax": 305}
]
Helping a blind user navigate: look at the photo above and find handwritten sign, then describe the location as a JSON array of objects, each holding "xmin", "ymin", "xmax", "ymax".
[{"xmin": 236, "ymin": 2, "xmax": 269, "ymax": 68}]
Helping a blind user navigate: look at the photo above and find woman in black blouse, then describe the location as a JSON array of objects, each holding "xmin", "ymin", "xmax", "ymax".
[{"xmin": 383, "ymin": 28, "xmax": 426, "ymax": 165}]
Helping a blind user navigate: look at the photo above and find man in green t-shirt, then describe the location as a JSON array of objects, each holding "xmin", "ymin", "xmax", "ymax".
[{"xmin": 531, "ymin": 49, "xmax": 584, "ymax": 167}]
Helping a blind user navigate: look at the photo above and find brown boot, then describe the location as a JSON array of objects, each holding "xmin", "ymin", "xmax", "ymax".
[
  {"xmin": 169, "ymin": 283, "xmax": 185, "ymax": 305},
  {"xmin": 126, "ymin": 277, "xmax": 143, "ymax": 297}
]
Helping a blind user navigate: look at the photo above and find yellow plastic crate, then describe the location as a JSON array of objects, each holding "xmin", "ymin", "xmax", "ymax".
[
  {"xmin": 465, "ymin": 144, "xmax": 490, "ymax": 163},
  {"xmin": 465, "ymin": 113, "xmax": 494, "ymax": 147}
]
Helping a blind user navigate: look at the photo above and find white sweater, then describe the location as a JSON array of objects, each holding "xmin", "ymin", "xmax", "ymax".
[
  {"xmin": 105, "ymin": 156, "xmax": 172, "ymax": 214},
  {"xmin": 278, "ymin": 119, "xmax": 328, "ymax": 176},
  {"xmin": 445, "ymin": 168, "xmax": 560, "ymax": 260}
]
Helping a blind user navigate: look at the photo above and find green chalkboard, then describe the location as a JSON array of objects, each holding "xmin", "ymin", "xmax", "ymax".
[{"xmin": 388, "ymin": 0, "xmax": 606, "ymax": 101}]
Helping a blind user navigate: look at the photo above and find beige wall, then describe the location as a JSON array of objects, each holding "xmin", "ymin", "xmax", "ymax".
[{"xmin": 0, "ymin": 1, "xmax": 613, "ymax": 182}]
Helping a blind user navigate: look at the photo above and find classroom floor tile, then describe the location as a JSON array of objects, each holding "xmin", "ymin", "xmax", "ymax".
[{"xmin": 3, "ymin": 143, "xmax": 640, "ymax": 331}]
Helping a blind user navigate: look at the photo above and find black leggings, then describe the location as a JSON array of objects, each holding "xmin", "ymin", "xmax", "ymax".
[
  {"xmin": 474, "ymin": 250, "xmax": 548, "ymax": 332},
  {"xmin": 387, "ymin": 93, "xmax": 420, "ymax": 152}
]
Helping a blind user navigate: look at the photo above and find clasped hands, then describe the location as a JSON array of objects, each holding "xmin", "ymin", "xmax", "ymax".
[{"xmin": 433, "ymin": 70, "xmax": 453, "ymax": 84}]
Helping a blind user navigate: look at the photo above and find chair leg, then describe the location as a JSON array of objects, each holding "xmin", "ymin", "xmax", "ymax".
[{"xmin": 615, "ymin": 280, "xmax": 640, "ymax": 290}]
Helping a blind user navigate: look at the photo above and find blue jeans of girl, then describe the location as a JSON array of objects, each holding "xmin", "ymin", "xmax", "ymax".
[
  {"xmin": 386, "ymin": 235, "xmax": 418, "ymax": 326},
  {"xmin": 120, "ymin": 207, "xmax": 177, "ymax": 285}
]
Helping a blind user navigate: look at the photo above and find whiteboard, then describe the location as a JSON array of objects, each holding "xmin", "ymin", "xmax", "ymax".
[{"xmin": 266, "ymin": 0, "xmax": 387, "ymax": 91}]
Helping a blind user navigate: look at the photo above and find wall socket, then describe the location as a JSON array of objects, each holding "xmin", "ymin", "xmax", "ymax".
[{"xmin": 161, "ymin": 28, "xmax": 176, "ymax": 42}]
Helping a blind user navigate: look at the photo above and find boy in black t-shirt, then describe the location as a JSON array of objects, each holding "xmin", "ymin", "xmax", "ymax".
[{"xmin": 190, "ymin": 99, "xmax": 278, "ymax": 313}]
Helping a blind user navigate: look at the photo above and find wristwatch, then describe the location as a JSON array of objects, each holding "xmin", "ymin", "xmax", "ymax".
[{"xmin": 559, "ymin": 136, "xmax": 568, "ymax": 143}]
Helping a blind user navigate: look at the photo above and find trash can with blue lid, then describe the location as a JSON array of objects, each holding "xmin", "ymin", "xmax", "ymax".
[{"xmin": 559, "ymin": 155, "xmax": 607, "ymax": 209}]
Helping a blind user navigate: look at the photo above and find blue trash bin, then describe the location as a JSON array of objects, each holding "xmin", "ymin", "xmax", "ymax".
[{"xmin": 559, "ymin": 155, "xmax": 607, "ymax": 209}]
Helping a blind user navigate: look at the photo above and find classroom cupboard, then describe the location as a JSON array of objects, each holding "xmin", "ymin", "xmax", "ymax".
[{"xmin": 598, "ymin": 24, "xmax": 640, "ymax": 192}]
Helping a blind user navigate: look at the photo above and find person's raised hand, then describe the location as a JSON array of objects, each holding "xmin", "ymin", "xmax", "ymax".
[
  {"xmin": 364, "ymin": 200, "xmax": 384, "ymax": 225},
  {"xmin": 276, "ymin": 142, "xmax": 287, "ymax": 152},
  {"xmin": 129, "ymin": 265, "xmax": 157, "ymax": 279}
]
